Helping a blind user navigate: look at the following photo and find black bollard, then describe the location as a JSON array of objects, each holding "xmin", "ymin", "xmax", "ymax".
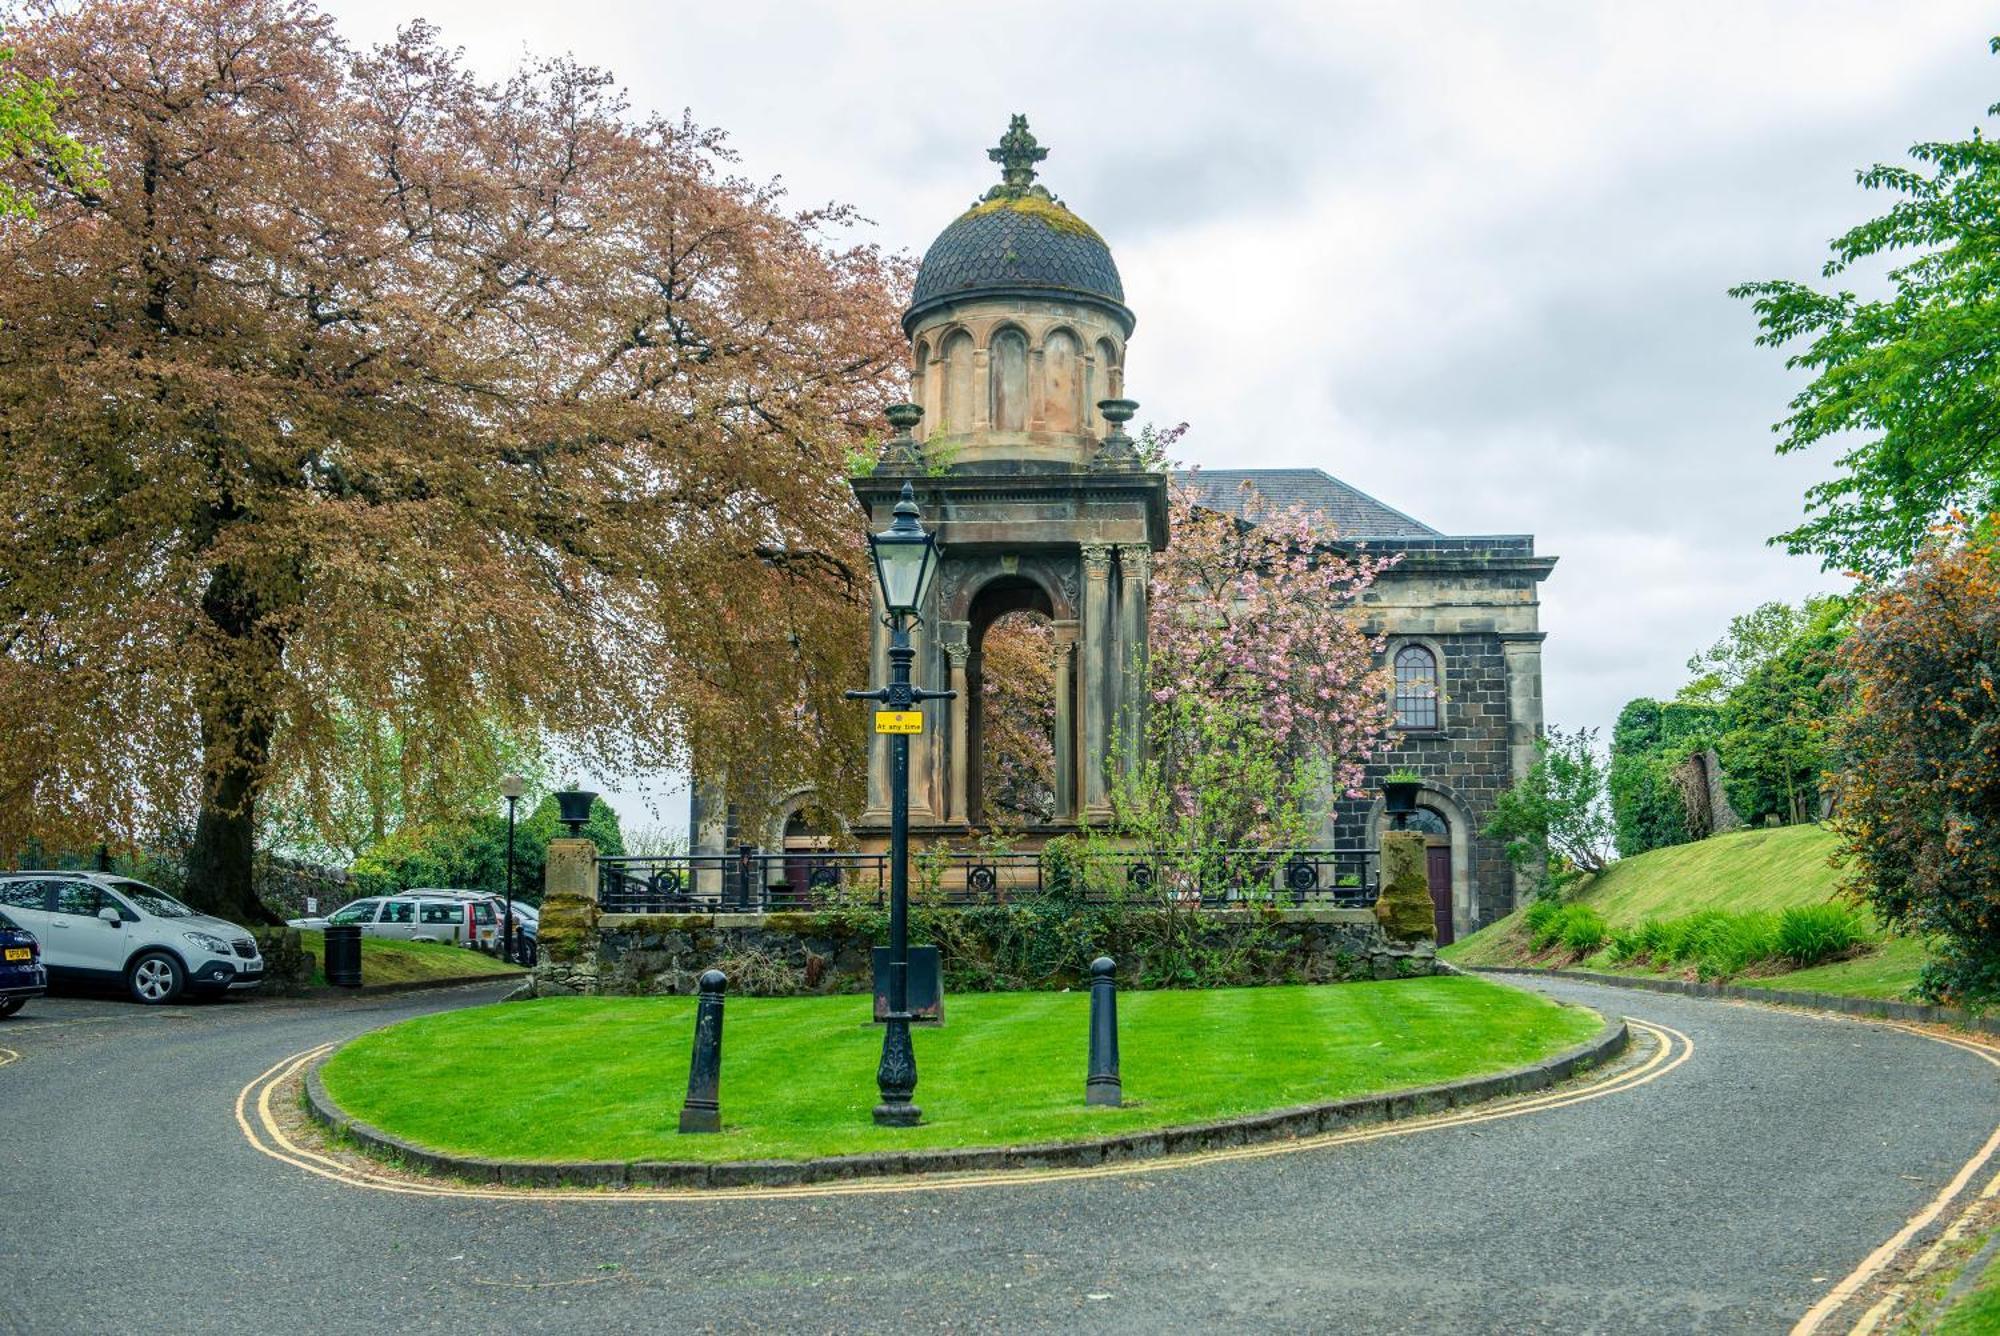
[
  {"xmin": 1086, "ymin": 955, "xmax": 1122, "ymax": 1107},
  {"xmin": 678, "ymin": 969, "xmax": 727, "ymax": 1133}
]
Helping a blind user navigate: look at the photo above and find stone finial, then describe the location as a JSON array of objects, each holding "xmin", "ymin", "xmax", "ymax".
[
  {"xmin": 987, "ymin": 114, "xmax": 1048, "ymax": 196},
  {"xmin": 877, "ymin": 402, "xmax": 924, "ymax": 472},
  {"xmin": 1092, "ymin": 398, "xmax": 1141, "ymax": 472}
]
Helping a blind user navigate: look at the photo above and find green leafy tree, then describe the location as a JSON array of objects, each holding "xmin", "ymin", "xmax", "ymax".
[
  {"xmin": 1484, "ymin": 726, "xmax": 1614, "ymax": 893},
  {"xmin": 348, "ymin": 795, "xmax": 622, "ymax": 902},
  {"xmin": 1715, "ymin": 597, "xmax": 1850, "ymax": 826},
  {"xmin": 1827, "ymin": 524, "xmax": 2000, "ymax": 1003},
  {"xmin": 1678, "ymin": 597, "xmax": 1846, "ymax": 707},
  {"xmin": 0, "ymin": 32, "xmax": 99, "ymax": 219},
  {"xmin": 1609, "ymin": 699, "xmax": 1721, "ymax": 856},
  {"xmin": 1734, "ymin": 44, "xmax": 2000, "ymax": 576}
]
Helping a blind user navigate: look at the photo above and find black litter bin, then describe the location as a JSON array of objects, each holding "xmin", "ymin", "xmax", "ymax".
[{"xmin": 323, "ymin": 924, "xmax": 362, "ymax": 988}]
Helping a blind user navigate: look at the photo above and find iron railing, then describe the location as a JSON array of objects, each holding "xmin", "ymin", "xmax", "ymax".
[{"xmin": 597, "ymin": 846, "xmax": 1380, "ymax": 915}]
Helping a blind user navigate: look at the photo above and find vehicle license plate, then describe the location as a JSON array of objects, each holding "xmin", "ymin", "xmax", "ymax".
[{"xmin": 3, "ymin": 948, "xmax": 29, "ymax": 961}]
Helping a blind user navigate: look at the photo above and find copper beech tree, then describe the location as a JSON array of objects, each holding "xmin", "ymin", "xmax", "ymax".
[{"xmin": 0, "ymin": 1, "xmax": 905, "ymax": 920}]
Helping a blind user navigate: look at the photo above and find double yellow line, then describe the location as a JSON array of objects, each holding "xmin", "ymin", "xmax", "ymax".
[
  {"xmin": 1793, "ymin": 1023, "xmax": 2000, "ymax": 1336},
  {"xmin": 235, "ymin": 1018, "xmax": 1691, "ymax": 1203}
]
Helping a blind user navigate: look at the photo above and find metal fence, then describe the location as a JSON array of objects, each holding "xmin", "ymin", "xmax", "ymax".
[{"xmin": 597, "ymin": 845, "xmax": 1380, "ymax": 915}]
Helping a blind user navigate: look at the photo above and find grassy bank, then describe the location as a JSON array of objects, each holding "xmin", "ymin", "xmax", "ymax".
[
  {"xmin": 320, "ymin": 975, "xmax": 1602, "ymax": 1163},
  {"xmin": 1443, "ymin": 825, "xmax": 1929, "ymax": 1001},
  {"xmin": 296, "ymin": 930, "xmax": 522, "ymax": 989}
]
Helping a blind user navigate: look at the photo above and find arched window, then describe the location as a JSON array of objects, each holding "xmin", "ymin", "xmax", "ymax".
[
  {"xmin": 990, "ymin": 328, "xmax": 1028, "ymax": 431},
  {"xmin": 940, "ymin": 331, "xmax": 974, "ymax": 433},
  {"xmin": 1093, "ymin": 337, "xmax": 1120, "ymax": 431},
  {"xmin": 1041, "ymin": 329, "xmax": 1081, "ymax": 433},
  {"xmin": 1394, "ymin": 644, "xmax": 1440, "ymax": 729}
]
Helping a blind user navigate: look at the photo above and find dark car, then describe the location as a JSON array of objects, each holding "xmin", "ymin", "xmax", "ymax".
[{"xmin": 0, "ymin": 907, "xmax": 47, "ymax": 1017}]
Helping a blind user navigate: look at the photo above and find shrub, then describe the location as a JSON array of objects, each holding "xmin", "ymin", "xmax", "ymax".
[
  {"xmin": 1560, "ymin": 907, "xmax": 1608, "ymax": 955},
  {"xmin": 1524, "ymin": 898, "xmax": 1568, "ymax": 949},
  {"xmin": 1606, "ymin": 927, "xmax": 1647, "ymax": 964},
  {"xmin": 1775, "ymin": 903, "xmax": 1867, "ymax": 967}
]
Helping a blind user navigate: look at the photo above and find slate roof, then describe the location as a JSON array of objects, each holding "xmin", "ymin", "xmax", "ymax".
[
  {"xmin": 906, "ymin": 197, "xmax": 1128, "ymax": 330},
  {"xmin": 1172, "ymin": 468, "xmax": 1442, "ymax": 540}
]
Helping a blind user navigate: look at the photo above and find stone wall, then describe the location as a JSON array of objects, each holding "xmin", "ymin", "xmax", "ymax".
[{"xmin": 531, "ymin": 907, "xmax": 1437, "ymax": 998}]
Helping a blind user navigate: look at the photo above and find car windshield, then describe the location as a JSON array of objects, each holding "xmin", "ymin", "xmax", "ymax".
[
  {"xmin": 328, "ymin": 900, "xmax": 379, "ymax": 924},
  {"xmin": 111, "ymin": 882, "xmax": 195, "ymax": 918}
]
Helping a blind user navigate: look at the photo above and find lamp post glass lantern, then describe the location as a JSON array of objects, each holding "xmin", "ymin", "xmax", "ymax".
[
  {"xmin": 846, "ymin": 481, "xmax": 953, "ymax": 1127},
  {"xmin": 500, "ymin": 773, "xmax": 525, "ymax": 963}
]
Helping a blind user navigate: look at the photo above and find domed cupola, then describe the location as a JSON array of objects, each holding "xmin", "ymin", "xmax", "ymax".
[
  {"xmin": 900, "ymin": 117, "xmax": 1139, "ymax": 470},
  {"xmin": 905, "ymin": 118, "xmax": 1130, "ymax": 334}
]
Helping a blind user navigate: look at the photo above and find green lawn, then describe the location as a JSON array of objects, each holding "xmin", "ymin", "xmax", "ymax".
[
  {"xmin": 1442, "ymin": 825, "xmax": 1931, "ymax": 1002},
  {"xmin": 295, "ymin": 931, "xmax": 522, "ymax": 988},
  {"xmin": 319, "ymin": 975, "xmax": 1602, "ymax": 1163},
  {"xmin": 1936, "ymin": 1248, "xmax": 2000, "ymax": 1336}
]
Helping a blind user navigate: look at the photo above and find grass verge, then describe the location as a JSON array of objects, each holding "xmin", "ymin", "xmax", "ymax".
[
  {"xmin": 295, "ymin": 930, "xmax": 522, "ymax": 989},
  {"xmin": 319, "ymin": 974, "xmax": 1601, "ymax": 1163},
  {"xmin": 1443, "ymin": 824, "xmax": 1932, "ymax": 1002}
]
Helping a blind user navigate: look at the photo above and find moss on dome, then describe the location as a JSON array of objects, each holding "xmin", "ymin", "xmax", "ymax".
[{"xmin": 959, "ymin": 192, "xmax": 1104, "ymax": 243}]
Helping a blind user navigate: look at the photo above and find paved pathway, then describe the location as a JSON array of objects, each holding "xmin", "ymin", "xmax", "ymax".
[{"xmin": 1, "ymin": 976, "xmax": 1995, "ymax": 1333}]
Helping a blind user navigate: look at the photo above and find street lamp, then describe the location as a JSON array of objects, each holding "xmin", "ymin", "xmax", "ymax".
[
  {"xmin": 500, "ymin": 773, "xmax": 525, "ymax": 963},
  {"xmin": 846, "ymin": 481, "xmax": 953, "ymax": 1127}
]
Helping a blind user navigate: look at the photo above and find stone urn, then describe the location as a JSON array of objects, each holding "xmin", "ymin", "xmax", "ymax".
[
  {"xmin": 553, "ymin": 789, "xmax": 598, "ymax": 836},
  {"xmin": 1382, "ymin": 777, "xmax": 1422, "ymax": 820}
]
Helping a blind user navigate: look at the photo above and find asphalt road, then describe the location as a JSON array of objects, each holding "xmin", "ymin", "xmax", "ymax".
[{"xmin": 1, "ymin": 975, "xmax": 1995, "ymax": 1334}]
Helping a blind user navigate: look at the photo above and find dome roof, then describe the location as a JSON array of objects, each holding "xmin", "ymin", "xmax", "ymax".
[{"xmin": 903, "ymin": 117, "xmax": 1131, "ymax": 334}]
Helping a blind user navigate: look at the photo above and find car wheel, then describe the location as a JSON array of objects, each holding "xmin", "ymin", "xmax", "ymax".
[
  {"xmin": 127, "ymin": 951, "xmax": 184, "ymax": 1005},
  {"xmin": 0, "ymin": 998, "xmax": 22, "ymax": 1018}
]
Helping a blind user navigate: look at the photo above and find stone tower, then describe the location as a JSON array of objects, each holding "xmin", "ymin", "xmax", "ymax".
[{"xmin": 852, "ymin": 117, "xmax": 1168, "ymax": 839}]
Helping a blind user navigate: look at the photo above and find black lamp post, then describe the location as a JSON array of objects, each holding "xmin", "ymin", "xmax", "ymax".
[
  {"xmin": 846, "ymin": 481, "xmax": 953, "ymax": 1127},
  {"xmin": 500, "ymin": 773, "xmax": 525, "ymax": 963}
]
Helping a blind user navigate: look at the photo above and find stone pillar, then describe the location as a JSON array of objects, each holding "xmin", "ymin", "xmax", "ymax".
[
  {"xmin": 1114, "ymin": 545, "xmax": 1151, "ymax": 781},
  {"xmin": 690, "ymin": 775, "xmax": 728, "ymax": 899},
  {"xmin": 863, "ymin": 589, "xmax": 891, "ymax": 822},
  {"xmin": 1080, "ymin": 543, "xmax": 1114, "ymax": 819},
  {"xmin": 1501, "ymin": 633, "xmax": 1546, "ymax": 783},
  {"xmin": 1051, "ymin": 620, "xmax": 1078, "ymax": 823},
  {"xmin": 534, "ymin": 836, "xmax": 602, "ymax": 994},
  {"xmin": 945, "ymin": 639, "xmax": 971, "ymax": 824},
  {"xmin": 1501, "ymin": 632, "xmax": 1548, "ymax": 910},
  {"xmin": 1374, "ymin": 831, "xmax": 1435, "ymax": 942}
]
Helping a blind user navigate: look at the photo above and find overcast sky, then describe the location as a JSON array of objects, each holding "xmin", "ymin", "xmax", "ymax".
[{"xmin": 331, "ymin": 1, "xmax": 1998, "ymax": 834}]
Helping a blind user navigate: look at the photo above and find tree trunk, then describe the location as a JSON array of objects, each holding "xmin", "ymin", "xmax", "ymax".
[{"xmin": 182, "ymin": 565, "xmax": 286, "ymax": 926}]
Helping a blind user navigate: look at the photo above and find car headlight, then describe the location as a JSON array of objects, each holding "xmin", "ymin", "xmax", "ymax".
[{"xmin": 183, "ymin": 931, "xmax": 233, "ymax": 956}]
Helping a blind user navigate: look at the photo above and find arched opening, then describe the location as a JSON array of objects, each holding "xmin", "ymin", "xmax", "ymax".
[
  {"xmin": 1042, "ymin": 328, "xmax": 1081, "ymax": 433},
  {"xmin": 967, "ymin": 576, "xmax": 1061, "ymax": 828},
  {"xmin": 1094, "ymin": 337, "xmax": 1121, "ymax": 431},
  {"xmin": 990, "ymin": 327, "xmax": 1029, "ymax": 432},
  {"xmin": 940, "ymin": 330, "xmax": 974, "ymax": 433}
]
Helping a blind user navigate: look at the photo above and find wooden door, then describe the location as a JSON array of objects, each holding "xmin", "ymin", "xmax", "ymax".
[{"xmin": 1426, "ymin": 845, "xmax": 1454, "ymax": 945}]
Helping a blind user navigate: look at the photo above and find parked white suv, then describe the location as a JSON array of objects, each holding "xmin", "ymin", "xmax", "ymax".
[{"xmin": 0, "ymin": 872, "xmax": 264, "ymax": 1004}]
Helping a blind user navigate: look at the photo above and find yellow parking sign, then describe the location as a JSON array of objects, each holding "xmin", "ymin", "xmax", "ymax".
[{"xmin": 875, "ymin": 710, "xmax": 924, "ymax": 734}]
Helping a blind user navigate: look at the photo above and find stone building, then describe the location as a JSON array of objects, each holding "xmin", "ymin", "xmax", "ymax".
[{"xmin": 690, "ymin": 118, "xmax": 1554, "ymax": 939}]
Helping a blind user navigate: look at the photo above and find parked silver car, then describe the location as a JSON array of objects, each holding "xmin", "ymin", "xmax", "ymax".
[
  {"xmin": 290, "ymin": 891, "xmax": 499, "ymax": 949},
  {"xmin": 0, "ymin": 872, "xmax": 263, "ymax": 1004}
]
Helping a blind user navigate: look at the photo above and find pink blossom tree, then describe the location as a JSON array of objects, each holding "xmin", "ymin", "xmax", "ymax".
[{"xmin": 1113, "ymin": 472, "xmax": 1399, "ymax": 855}]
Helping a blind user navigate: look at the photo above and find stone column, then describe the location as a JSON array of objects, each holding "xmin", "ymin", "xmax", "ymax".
[
  {"xmin": 863, "ymin": 589, "xmax": 890, "ymax": 823},
  {"xmin": 1114, "ymin": 545, "xmax": 1151, "ymax": 782},
  {"xmin": 945, "ymin": 639, "xmax": 971, "ymax": 824},
  {"xmin": 972, "ymin": 345, "xmax": 991, "ymax": 430},
  {"xmin": 1051, "ymin": 620, "xmax": 1079, "ymax": 823},
  {"xmin": 1080, "ymin": 543, "xmax": 1114, "ymax": 819}
]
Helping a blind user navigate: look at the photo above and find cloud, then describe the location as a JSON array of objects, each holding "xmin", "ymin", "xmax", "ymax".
[{"xmin": 323, "ymin": 0, "xmax": 2000, "ymax": 822}]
